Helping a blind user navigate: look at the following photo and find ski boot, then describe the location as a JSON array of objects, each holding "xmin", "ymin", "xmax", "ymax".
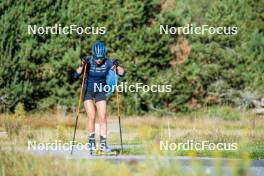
[{"xmin": 95, "ymin": 136, "xmax": 117, "ymax": 155}]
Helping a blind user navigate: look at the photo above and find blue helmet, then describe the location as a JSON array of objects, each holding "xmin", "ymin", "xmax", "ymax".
[{"xmin": 91, "ymin": 41, "xmax": 106, "ymax": 60}]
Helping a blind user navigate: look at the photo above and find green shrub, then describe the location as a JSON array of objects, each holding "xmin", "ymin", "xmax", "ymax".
[{"xmin": 14, "ymin": 103, "xmax": 26, "ymax": 119}]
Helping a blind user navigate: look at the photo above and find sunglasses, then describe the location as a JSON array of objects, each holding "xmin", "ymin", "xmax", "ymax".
[{"xmin": 95, "ymin": 56, "xmax": 104, "ymax": 61}]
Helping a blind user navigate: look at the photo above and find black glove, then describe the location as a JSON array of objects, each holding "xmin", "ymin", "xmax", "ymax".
[
  {"xmin": 80, "ymin": 57, "xmax": 89, "ymax": 67},
  {"xmin": 112, "ymin": 59, "xmax": 119, "ymax": 67}
]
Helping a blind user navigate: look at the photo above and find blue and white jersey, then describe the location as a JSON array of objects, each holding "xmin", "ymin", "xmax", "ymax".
[
  {"xmin": 73, "ymin": 56, "xmax": 124, "ymax": 93},
  {"xmin": 85, "ymin": 57, "xmax": 113, "ymax": 90}
]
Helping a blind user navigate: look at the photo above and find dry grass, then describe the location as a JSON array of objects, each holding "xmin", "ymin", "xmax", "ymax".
[
  {"xmin": 0, "ymin": 107, "xmax": 263, "ymax": 158},
  {"xmin": 0, "ymin": 150, "xmax": 253, "ymax": 176}
]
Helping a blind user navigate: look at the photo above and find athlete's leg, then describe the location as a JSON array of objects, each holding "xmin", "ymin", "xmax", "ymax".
[
  {"xmin": 84, "ymin": 100, "xmax": 96, "ymax": 133},
  {"xmin": 96, "ymin": 100, "xmax": 111, "ymax": 152},
  {"xmin": 96, "ymin": 100, "xmax": 107, "ymax": 137},
  {"xmin": 84, "ymin": 99, "xmax": 96, "ymax": 151}
]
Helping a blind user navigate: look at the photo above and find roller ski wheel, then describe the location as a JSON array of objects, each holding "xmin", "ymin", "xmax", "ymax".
[{"xmin": 92, "ymin": 148, "xmax": 121, "ymax": 156}]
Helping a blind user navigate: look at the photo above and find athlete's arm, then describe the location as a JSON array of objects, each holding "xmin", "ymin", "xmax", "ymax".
[
  {"xmin": 75, "ymin": 65, "xmax": 83, "ymax": 74},
  {"xmin": 73, "ymin": 58, "xmax": 88, "ymax": 78},
  {"xmin": 112, "ymin": 59, "xmax": 125, "ymax": 76},
  {"xmin": 116, "ymin": 65, "xmax": 124, "ymax": 76}
]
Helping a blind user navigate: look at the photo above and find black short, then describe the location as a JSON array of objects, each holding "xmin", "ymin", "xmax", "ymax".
[{"xmin": 82, "ymin": 88, "xmax": 106, "ymax": 103}]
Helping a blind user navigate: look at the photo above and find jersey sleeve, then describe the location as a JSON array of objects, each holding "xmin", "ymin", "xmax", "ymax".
[
  {"xmin": 72, "ymin": 71, "xmax": 81, "ymax": 78},
  {"xmin": 106, "ymin": 59, "xmax": 114, "ymax": 70}
]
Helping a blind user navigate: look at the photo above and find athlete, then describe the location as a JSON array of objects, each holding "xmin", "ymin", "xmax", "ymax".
[{"xmin": 73, "ymin": 41, "xmax": 124, "ymax": 153}]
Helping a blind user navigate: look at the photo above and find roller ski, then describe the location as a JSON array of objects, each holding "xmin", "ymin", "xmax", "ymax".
[
  {"xmin": 94, "ymin": 146, "xmax": 120, "ymax": 156},
  {"xmin": 92, "ymin": 136, "xmax": 120, "ymax": 156}
]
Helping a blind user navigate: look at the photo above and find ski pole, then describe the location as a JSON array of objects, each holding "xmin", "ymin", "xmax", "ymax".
[
  {"xmin": 114, "ymin": 65, "xmax": 123, "ymax": 153},
  {"xmin": 71, "ymin": 64, "xmax": 87, "ymax": 155}
]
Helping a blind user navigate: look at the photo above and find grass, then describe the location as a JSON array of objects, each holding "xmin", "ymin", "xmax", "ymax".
[
  {"xmin": 0, "ymin": 106, "xmax": 262, "ymax": 175},
  {"xmin": 0, "ymin": 106, "xmax": 264, "ymax": 159},
  {"xmin": 0, "ymin": 151, "xmax": 253, "ymax": 176}
]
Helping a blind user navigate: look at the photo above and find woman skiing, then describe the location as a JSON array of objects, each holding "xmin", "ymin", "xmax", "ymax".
[{"xmin": 73, "ymin": 41, "xmax": 124, "ymax": 153}]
